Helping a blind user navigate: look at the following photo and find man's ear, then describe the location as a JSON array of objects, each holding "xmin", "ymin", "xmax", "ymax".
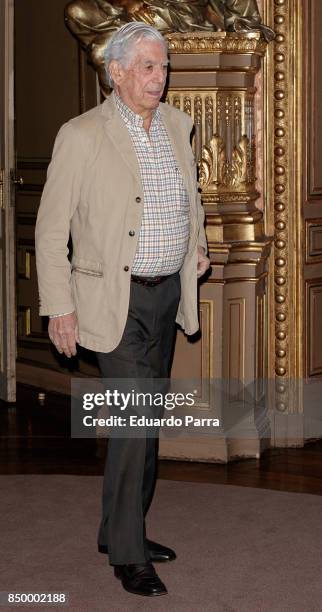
[{"xmin": 109, "ymin": 60, "xmax": 125, "ymax": 86}]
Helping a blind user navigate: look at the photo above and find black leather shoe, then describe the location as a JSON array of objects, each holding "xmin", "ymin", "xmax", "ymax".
[
  {"xmin": 114, "ymin": 562, "xmax": 167, "ymax": 597},
  {"xmin": 146, "ymin": 539, "xmax": 176, "ymax": 562},
  {"xmin": 98, "ymin": 539, "xmax": 176, "ymax": 562}
]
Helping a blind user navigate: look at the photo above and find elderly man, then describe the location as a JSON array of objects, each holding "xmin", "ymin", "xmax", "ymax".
[{"xmin": 35, "ymin": 22, "xmax": 209, "ymax": 597}]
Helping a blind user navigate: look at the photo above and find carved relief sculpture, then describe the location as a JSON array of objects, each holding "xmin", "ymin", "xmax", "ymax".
[
  {"xmin": 65, "ymin": 0, "xmax": 274, "ymax": 95},
  {"xmin": 197, "ymin": 90, "xmax": 257, "ymax": 203}
]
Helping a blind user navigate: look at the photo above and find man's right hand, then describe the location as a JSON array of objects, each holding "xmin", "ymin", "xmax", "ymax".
[{"xmin": 48, "ymin": 312, "xmax": 79, "ymax": 358}]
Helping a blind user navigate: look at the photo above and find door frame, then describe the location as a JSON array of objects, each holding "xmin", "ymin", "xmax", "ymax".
[{"xmin": 0, "ymin": 0, "xmax": 16, "ymax": 402}]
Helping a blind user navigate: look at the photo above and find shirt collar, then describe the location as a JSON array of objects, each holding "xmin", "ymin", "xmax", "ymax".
[{"xmin": 113, "ymin": 91, "xmax": 161, "ymax": 129}]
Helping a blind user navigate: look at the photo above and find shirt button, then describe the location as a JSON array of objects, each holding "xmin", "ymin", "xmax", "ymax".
[
  {"xmin": 135, "ymin": 196, "xmax": 141, "ymax": 203},
  {"xmin": 129, "ymin": 230, "xmax": 135, "ymax": 236},
  {"xmin": 123, "ymin": 266, "xmax": 129, "ymax": 272}
]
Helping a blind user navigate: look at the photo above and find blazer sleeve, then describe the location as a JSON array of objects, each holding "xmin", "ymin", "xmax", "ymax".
[{"xmin": 35, "ymin": 122, "xmax": 86, "ymax": 316}]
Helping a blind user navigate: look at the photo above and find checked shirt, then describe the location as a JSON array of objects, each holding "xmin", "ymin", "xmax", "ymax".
[{"xmin": 114, "ymin": 93, "xmax": 190, "ymax": 276}]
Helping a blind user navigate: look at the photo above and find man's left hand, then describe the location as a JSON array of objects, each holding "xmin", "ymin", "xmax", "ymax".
[{"xmin": 197, "ymin": 246, "xmax": 210, "ymax": 279}]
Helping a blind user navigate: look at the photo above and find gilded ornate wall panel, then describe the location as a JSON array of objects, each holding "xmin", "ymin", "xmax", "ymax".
[
  {"xmin": 225, "ymin": 297, "xmax": 246, "ymax": 383},
  {"xmin": 171, "ymin": 303, "xmax": 212, "ymax": 382}
]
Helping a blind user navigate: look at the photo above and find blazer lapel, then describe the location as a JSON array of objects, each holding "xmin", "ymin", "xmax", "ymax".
[
  {"xmin": 101, "ymin": 96, "xmax": 193, "ymax": 195},
  {"xmin": 101, "ymin": 96, "xmax": 141, "ymax": 183}
]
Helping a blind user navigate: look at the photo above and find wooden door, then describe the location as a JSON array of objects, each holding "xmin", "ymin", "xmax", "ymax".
[
  {"xmin": 14, "ymin": 0, "xmax": 98, "ymax": 392},
  {"xmin": 304, "ymin": 0, "xmax": 322, "ymax": 378},
  {"xmin": 0, "ymin": 0, "xmax": 16, "ymax": 401}
]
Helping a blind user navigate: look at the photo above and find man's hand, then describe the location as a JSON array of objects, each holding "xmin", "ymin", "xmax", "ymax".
[
  {"xmin": 197, "ymin": 246, "xmax": 211, "ymax": 279},
  {"xmin": 48, "ymin": 312, "xmax": 79, "ymax": 358}
]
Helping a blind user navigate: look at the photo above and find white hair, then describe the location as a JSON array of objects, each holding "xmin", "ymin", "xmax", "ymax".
[{"xmin": 104, "ymin": 22, "xmax": 168, "ymax": 88}]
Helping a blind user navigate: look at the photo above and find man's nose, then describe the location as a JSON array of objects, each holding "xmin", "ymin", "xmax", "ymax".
[{"xmin": 153, "ymin": 66, "xmax": 166, "ymax": 83}]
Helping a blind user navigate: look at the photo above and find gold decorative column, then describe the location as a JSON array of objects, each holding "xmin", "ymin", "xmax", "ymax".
[
  {"xmin": 165, "ymin": 31, "xmax": 273, "ymax": 460},
  {"xmin": 263, "ymin": 0, "xmax": 304, "ymax": 446}
]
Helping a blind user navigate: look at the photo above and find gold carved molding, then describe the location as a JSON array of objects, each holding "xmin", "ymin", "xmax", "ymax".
[
  {"xmin": 226, "ymin": 297, "xmax": 246, "ymax": 381},
  {"xmin": 199, "ymin": 131, "xmax": 257, "ymax": 199},
  {"xmin": 167, "ymin": 31, "xmax": 267, "ymax": 54},
  {"xmin": 264, "ymin": 0, "xmax": 303, "ymax": 381}
]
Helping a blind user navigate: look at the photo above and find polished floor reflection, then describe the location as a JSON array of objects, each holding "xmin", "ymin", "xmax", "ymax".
[{"xmin": 1, "ymin": 384, "xmax": 322, "ymax": 495}]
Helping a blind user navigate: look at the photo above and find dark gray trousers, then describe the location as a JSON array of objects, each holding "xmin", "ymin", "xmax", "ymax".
[{"xmin": 96, "ymin": 272, "xmax": 181, "ymax": 565}]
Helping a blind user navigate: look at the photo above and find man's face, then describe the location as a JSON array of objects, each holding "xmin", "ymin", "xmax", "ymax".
[{"xmin": 112, "ymin": 39, "xmax": 169, "ymax": 118}]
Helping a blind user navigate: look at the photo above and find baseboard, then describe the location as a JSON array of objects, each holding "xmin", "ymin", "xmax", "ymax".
[{"xmin": 16, "ymin": 362, "xmax": 73, "ymax": 395}]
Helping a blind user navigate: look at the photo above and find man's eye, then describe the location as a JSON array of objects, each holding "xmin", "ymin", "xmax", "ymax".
[{"xmin": 145, "ymin": 65, "xmax": 153, "ymax": 71}]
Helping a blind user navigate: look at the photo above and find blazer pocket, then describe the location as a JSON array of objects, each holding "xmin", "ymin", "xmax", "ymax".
[
  {"xmin": 72, "ymin": 267, "xmax": 103, "ymax": 278},
  {"xmin": 71, "ymin": 256, "xmax": 103, "ymax": 277}
]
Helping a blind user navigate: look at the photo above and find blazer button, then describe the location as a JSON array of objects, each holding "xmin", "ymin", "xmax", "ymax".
[
  {"xmin": 129, "ymin": 230, "xmax": 135, "ymax": 236},
  {"xmin": 123, "ymin": 265, "xmax": 129, "ymax": 272},
  {"xmin": 135, "ymin": 196, "xmax": 141, "ymax": 203}
]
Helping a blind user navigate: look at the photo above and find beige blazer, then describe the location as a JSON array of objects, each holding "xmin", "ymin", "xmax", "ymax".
[{"xmin": 35, "ymin": 94, "xmax": 207, "ymax": 352}]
